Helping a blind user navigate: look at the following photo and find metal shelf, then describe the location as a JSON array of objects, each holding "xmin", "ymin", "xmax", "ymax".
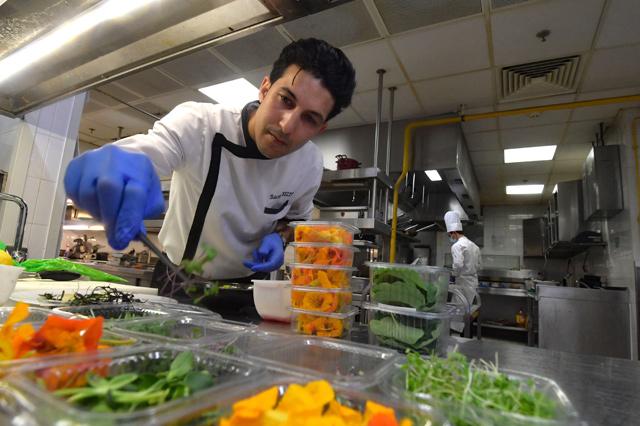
[
  {"xmin": 477, "ymin": 322, "xmax": 528, "ymax": 332},
  {"xmin": 477, "ymin": 287, "xmax": 529, "ymax": 298}
]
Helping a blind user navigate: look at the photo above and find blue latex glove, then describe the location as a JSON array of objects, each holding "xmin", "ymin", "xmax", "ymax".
[
  {"xmin": 243, "ymin": 233, "xmax": 284, "ymax": 273},
  {"xmin": 64, "ymin": 144, "xmax": 165, "ymax": 250}
]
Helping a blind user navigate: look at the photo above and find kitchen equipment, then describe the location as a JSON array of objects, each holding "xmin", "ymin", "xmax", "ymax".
[
  {"xmin": 251, "ymin": 279, "xmax": 291, "ymax": 322},
  {"xmin": 335, "ymin": 154, "xmax": 361, "ymax": 170},
  {"xmin": 37, "ymin": 270, "xmax": 82, "ymax": 281},
  {"xmin": 0, "ymin": 192, "xmax": 28, "ymax": 262},
  {"xmin": 352, "ymin": 239, "xmax": 377, "ymax": 277},
  {"xmin": 0, "ymin": 265, "xmax": 24, "ymax": 305},
  {"xmin": 577, "ymin": 274, "xmax": 602, "ymax": 289}
]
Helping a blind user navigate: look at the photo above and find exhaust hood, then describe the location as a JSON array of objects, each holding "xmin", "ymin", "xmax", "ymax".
[
  {"xmin": 0, "ymin": 0, "xmax": 350, "ymax": 117},
  {"xmin": 411, "ymin": 122, "xmax": 482, "ymax": 221}
]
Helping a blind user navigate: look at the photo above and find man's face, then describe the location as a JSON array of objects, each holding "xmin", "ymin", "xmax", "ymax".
[{"xmin": 249, "ymin": 65, "xmax": 334, "ymax": 159}]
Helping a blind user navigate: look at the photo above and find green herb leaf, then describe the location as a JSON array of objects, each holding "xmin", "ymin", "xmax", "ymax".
[
  {"xmin": 184, "ymin": 371, "xmax": 214, "ymax": 393},
  {"xmin": 167, "ymin": 352, "xmax": 194, "ymax": 381}
]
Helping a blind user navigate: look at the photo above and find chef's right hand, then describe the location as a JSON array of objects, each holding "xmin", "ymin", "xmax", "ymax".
[{"xmin": 64, "ymin": 145, "xmax": 165, "ymax": 250}]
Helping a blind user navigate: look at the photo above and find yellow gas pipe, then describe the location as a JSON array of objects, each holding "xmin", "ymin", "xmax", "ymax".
[{"xmin": 390, "ymin": 93, "xmax": 640, "ymax": 262}]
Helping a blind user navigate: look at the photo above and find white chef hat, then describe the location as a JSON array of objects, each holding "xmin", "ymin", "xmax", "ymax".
[{"xmin": 444, "ymin": 210, "xmax": 463, "ymax": 233}]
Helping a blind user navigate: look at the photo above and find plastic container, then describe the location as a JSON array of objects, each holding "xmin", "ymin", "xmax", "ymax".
[
  {"xmin": 289, "ymin": 263, "xmax": 355, "ymax": 289},
  {"xmin": 291, "ymin": 307, "xmax": 358, "ymax": 339},
  {"xmin": 290, "ymin": 242, "xmax": 358, "ymax": 266},
  {"xmin": 52, "ymin": 303, "xmax": 173, "ymax": 324},
  {"xmin": 291, "ymin": 285, "xmax": 353, "ymax": 313},
  {"xmin": 241, "ymin": 335, "xmax": 398, "ymax": 388},
  {"xmin": 384, "ymin": 365, "xmax": 580, "ymax": 426},
  {"xmin": 188, "ymin": 375, "xmax": 446, "ymax": 426},
  {"xmin": 0, "ymin": 306, "xmax": 52, "ymax": 324},
  {"xmin": 252, "ymin": 279, "xmax": 291, "ymax": 322},
  {"xmin": 202, "ymin": 329, "xmax": 298, "ymax": 357},
  {"xmin": 290, "ymin": 220, "xmax": 359, "ymax": 244},
  {"xmin": 367, "ymin": 262, "xmax": 450, "ymax": 312},
  {"xmin": 363, "ymin": 302, "xmax": 450, "ymax": 355},
  {"xmin": 150, "ymin": 302, "xmax": 222, "ymax": 318},
  {"xmin": 3, "ymin": 345, "xmax": 263, "ymax": 425},
  {"xmin": 0, "ymin": 264, "xmax": 23, "ymax": 305},
  {"xmin": 112, "ymin": 315, "xmax": 252, "ymax": 346}
]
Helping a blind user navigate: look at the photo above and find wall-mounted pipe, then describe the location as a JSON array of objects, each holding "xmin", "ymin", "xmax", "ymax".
[
  {"xmin": 370, "ymin": 69, "xmax": 385, "ymax": 220},
  {"xmin": 389, "ymin": 93, "xmax": 640, "ymax": 262},
  {"xmin": 385, "ymin": 87, "xmax": 396, "ymax": 176}
]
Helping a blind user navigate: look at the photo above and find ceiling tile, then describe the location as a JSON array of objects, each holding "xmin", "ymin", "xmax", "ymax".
[
  {"xmin": 83, "ymin": 99, "xmax": 107, "ymax": 114},
  {"xmin": 491, "ymin": 0, "xmax": 533, "ymax": 8},
  {"xmin": 595, "ymin": 0, "xmax": 640, "ymax": 48},
  {"xmin": 551, "ymin": 159, "xmax": 584, "ymax": 174},
  {"xmin": 581, "ymin": 45, "xmax": 640, "ymax": 92},
  {"xmin": 243, "ymin": 66, "xmax": 271, "ymax": 89},
  {"xmin": 461, "ymin": 106, "xmax": 498, "ymax": 133},
  {"xmin": 491, "ymin": 0, "xmax": 605, "ymax": 66},
  {"xmin": 503, "ymin": 161, "xmax": 552, "ymax": 176},
  {"xmin": 549, "ymin": 172, "xmax": 582, "ymax": 185},
  {"xmin": 554, "ymin": 143, "xmax": 593, "ymax": 161},
  {"xmin": 414, "ymin": 69, "xmax": 494, "ymax": 115},
  {"xmin": 475, "ymin": 165, "xmax": 504, "ymax": 181},
  {"xmin": 390, "ymin": 17, "xmax": 490, "ymax": 81},
  {"xmin": 214, "ymin": 27, "xmax": 289, "ymax": 72},
  {"xmin": 134, "ymin": 102, "xmax": 167, "ymax": 117},
  {"xmin": 374, "ymin": 0, "xmax": 482, "ymax": 35},
  {"xmin": 100, "ymin": 83, "xmax": 140, "ymax": 103},
  {"xmin": 570, "ymin": 103, "xmax": 621, "ymax": 122},
  {"xmin": 351, "ymin": 84, "xmax": 423, "ymax": 123},
  {"xmin": 116, "ymin": 68, "xmax": 183, "ymax": 97},
  {"xmin": 471, "ymin": 149, "xmax": 503, "ymax": 166},
  {"xmin": 500, "ymin": 124, "xmax": 565, "ymax": 148},
  {"xmin": 327, "ymin": 107, "xmax": 365, "ymax": 130},
  {"xmin": 158, "ymin": 50, "xmax": 236, "ymax": 87},
  {"xmin": 145, "ymin": 89, "xmax": 214, "ymax": 112},
  {"xmin": 465, "ymin": 131, "xmax": 500, "ymax": 151},
  {"xmin": 562, "ymin": 120, "xmax": 601, "ymax": 144},
  {"xmin": 88, "ymin": 90, "xmax": 120, "ymax": 108},
  {"xmin": 342, "ymin": 40, "xmax": 407, "ymax": 92},
  {"xmin": 282, "ymin": 1, "xmax": 380, "ymax": 48},
  {"xmin": 499, "ymin": 109, "xmax": 571, "ymax": 129},
  {"xmin": 503, "ymin": 172, "xmax": 548, "ymax": 185},
  {"xmin": 81, "ymin": 109, "xmax": 152, "ymax": 140}
]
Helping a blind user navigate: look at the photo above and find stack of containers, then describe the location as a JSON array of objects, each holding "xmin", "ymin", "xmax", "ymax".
[
  {"xmin": 287, "ymin": 221, "xmax": 360, "ymax": 339},
  {"xmin": 363, "ymin": 262, "xmax": 453, "ymax": 354}
]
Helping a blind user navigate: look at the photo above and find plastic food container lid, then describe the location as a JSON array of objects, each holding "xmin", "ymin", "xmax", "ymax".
[
  {"xmin": 289, "ymin": 242, "xmax": 359, "ymax": 251},
  {"xmin": 289, "ymin": 220, "xmax": 360, "ymax": 234},
  {"xmin": 363, "ymin": 302, "xmax": 455, "ymax": 319},
  {"xmin": 366, "ymin": 261, "xmax": 449, "ymax": 274},
  {"xmin": 287, "ymin": 263, "xmax": 357, "ymax": 272},
  {"xmin": 290, "ymin": 306, "xmax": 359, "ymax": 319},
  {"xmin": 251, "ymin": 279, "xmax": 291, "ymax": 288},
  {"xmin": 291, "ymin": 285, "xmax": 353, "ymax": 293}
]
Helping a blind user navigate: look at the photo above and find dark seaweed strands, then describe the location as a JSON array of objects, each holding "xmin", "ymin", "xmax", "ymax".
[{"xmin": 40, "ymin": 286, "xmax": 142, "ymax": 306}]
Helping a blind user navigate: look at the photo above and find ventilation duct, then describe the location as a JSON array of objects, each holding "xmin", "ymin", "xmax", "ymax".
[{"xmin": 500, "ymin": 55, "xmax": 581, "ymax": 102}]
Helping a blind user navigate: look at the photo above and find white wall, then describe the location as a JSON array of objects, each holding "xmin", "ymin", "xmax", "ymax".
[{"xmin": 0, "ymin": 94, "xmax": 86, "ymax": 258}]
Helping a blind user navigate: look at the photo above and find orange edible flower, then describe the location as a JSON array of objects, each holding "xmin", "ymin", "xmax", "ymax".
[{"xmin": 0, "ymin": 302, "xmax": 35, "ymax": 360}]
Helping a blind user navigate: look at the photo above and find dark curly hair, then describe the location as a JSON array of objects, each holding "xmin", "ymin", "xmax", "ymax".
[{"xmin": 269, "ymin": 38, "xmax": 356, "ymax": 121}]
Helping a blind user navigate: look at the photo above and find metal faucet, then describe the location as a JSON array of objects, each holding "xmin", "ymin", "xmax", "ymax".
[{"xmin": 0, "ymin": 192, "xmax": 28, "ymax": 262}]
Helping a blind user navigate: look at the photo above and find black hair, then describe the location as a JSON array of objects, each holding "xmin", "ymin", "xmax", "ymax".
[{"xmin": 269, "ymin": 38, "xmax": 356, "ymax": 121}]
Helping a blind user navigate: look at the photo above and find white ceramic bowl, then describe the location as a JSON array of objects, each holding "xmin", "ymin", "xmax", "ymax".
[
  {"xmin": 0, "ymin": 264, "xmax": 24, "ymax": 305},
  {"xmin": 252, "ymin": 279, "xmax": 291, "ymax": 323}
]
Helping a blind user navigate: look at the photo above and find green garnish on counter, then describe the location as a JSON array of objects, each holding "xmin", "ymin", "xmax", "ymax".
[
  {"xmin": 403, "ymin": 351, "xmax": 557, "ymax": 425},
  {"xmin": 53, "ymin": 351, "xmax": 214, "ymax": 412}
]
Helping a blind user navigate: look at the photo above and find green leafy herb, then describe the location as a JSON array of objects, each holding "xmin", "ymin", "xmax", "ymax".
[
  {"xmin": 369, "ymin": 313, "xmax": 442, "ymax": 353},
  {"xmin": 40, "ymin": 286, "xmax": 141, "ymax": 305},
  {"xmin": 403, "ymin": 351, "xmax": 558, "ymax": 425},
  {"xmin": 53, "ymin": 351, "xmax": 215, "ymax": 412},
  {"xmin": 371, "ymin": 267, "xmax": 441, "ymax": 310}
]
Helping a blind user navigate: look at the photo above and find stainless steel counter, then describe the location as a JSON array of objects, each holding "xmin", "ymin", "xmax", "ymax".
[{"xmin": 73, "ymin": 262, "xmax": 154, "ymax": 287}]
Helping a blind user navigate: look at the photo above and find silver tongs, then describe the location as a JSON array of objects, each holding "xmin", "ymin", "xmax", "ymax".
[{"xmin": 137, "ymin": 232, "xmax": 191, "ymax": 283}]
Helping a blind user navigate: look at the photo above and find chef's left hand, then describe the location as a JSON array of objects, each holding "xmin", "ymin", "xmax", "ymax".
[{"xmin": 243, "ymin": 233, "xmax": 284, "ymax": 273}]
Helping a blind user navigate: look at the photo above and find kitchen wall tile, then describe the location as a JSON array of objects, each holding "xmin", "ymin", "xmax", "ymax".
[
  {"xmin": 51, "ymin": 97, "xmax": 75, "ymax": 138},
  {"xmin": 26, "ymin": 224, "xmax": 48, "ymax": 258},
  {"xmin": 36, "ymin": 104, "xmax": 57, "ymax": 137},
  {"xmin": 43, "ymin": 136, "xmax": 66, "ymax": 182},
  {"xmin": 27, "ymin": 132, "xmax": 48, "ymax": 179},
  {"xmin": 21, "ymin": 177, "xmax": 40, "ymax": 223},
  {"xmin": 33, "ymin": 180, "xmax": 56, "ymax": 226}
]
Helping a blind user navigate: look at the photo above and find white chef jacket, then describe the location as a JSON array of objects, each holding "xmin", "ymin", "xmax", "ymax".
[
  {"xmin": 451, "ymin": 236, "xmax": 481, "ymax": 305},
  {"xmin": 115, "ymin": 101, "xmax": 323, "ymax": 279}
]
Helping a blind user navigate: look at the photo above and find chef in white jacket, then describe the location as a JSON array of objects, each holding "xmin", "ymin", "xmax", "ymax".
[{"xmin": 445, "ymin": 211, "xmax": 481, "ymax": 310}]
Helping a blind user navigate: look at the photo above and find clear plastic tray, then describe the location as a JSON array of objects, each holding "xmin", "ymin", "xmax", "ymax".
[
  {"xmin": 241, "ymin": 334, "xmax": 398, "ymax": 388},
  {"xmin": 290, "ymin": 242, "xmax": 358, "ymax": 266},
  {"xmin": 200, "ymin": 329, "xmax": 297, "ymax": 357},
  {"xmin": 384, "ymin": 363, "xmax": 581, "ymax": 426},
  {"xmin": 52, "ymin": 303, "xmax": 174, "ymax": 323},
  {"xmin": 291, "ymin": 285, "xmax": 353, "ymax": 313},
  {"xmin": 290, "ymin": 307, "xmax": 358, "ymax": 339},
  {"xmin": 149, "ymin": 302, "xmax": 222, "ymax": 318},
  {"xmin": 363, "ymin": 302, "xmax": 450, "ymax": 355},
  {"xmin": 290, "ymin": 220, "xmax": 359, "ymax": 244},
  {"xmin": 3, "ymin": 345, "xmax": 264, "ymax": 425},
  {"xmin": 112, "ymin": 315, "xmax": 253, "ymax": 346},
  {"xmin": 172, "ymin": 374, "xmax": 446, "ymax": 426},
  {"xmin": 0, "ymin": 306, "xmax": 51, "ymax": 324},
  {"xmin": 367, "ymin": 262, "xmax": 450, "ymax": 312},
  {"xmin": 288, "ymin": 262, "xmax": 355, "ymax": 289}
]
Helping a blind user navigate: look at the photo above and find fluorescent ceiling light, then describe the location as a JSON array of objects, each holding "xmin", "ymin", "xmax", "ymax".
[
  {"xmin": 504, "ymin": 145, "xmax": 557, "ymax": 163},
  {"xmin": 506, "ymin": 185, "xmax": 545, "ymax": 195},
  {"xmin": 199, "ymin": 78, "xmax": 259, "ymax": 108},
  {"xmin": 0, "ymin": 0, "xmax": 159, "ymax": 83},
  {"xmin": 553, "ymin": 184, "xmax": 558, "ymax": 194},
  {"xmin": 424, "ymin": 170, "xmax": 442, "ymax": 181}
]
